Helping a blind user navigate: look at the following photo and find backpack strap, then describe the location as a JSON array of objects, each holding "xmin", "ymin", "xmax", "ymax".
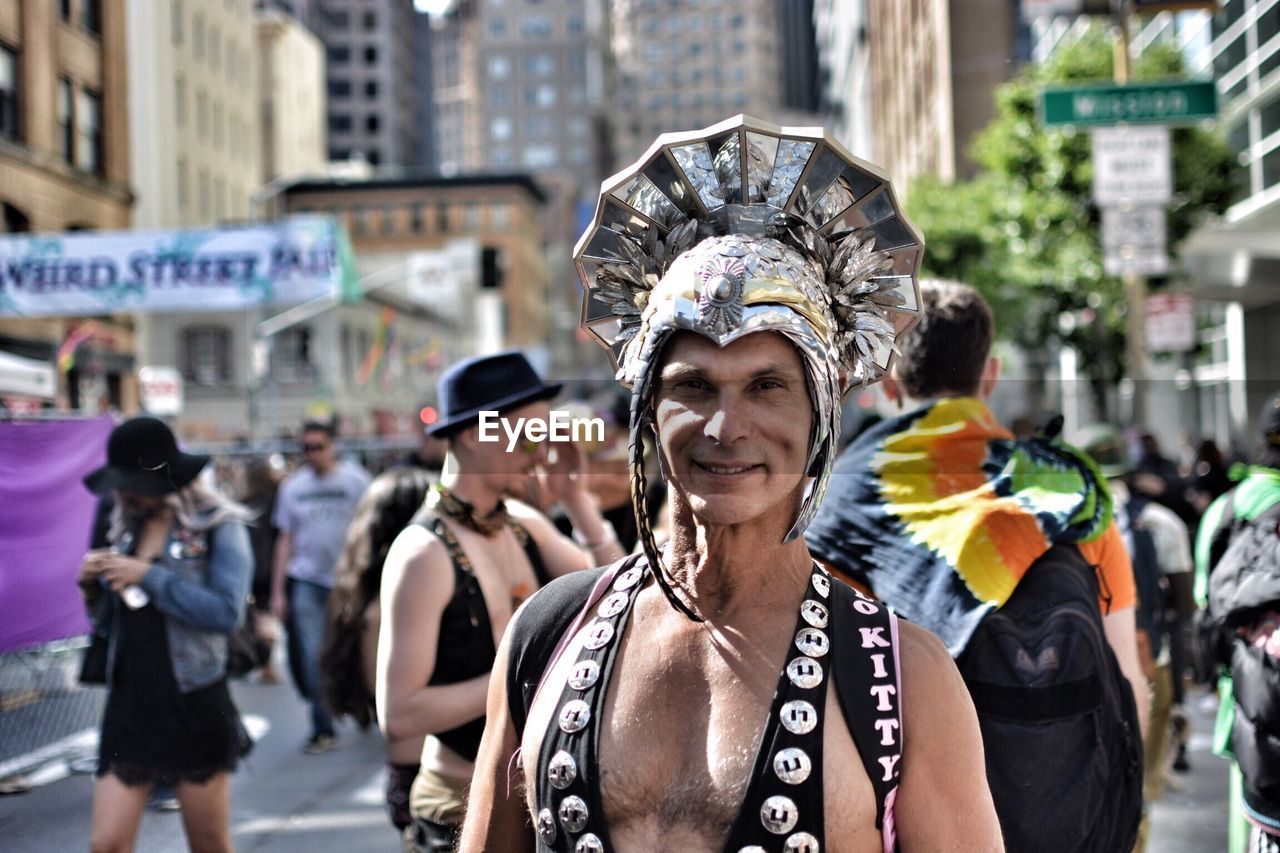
[{"xmin": 830, "ymin": 576, "xmax": 904, "ymax": 852}]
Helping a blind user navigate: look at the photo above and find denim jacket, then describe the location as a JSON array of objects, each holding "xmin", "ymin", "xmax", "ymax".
[{"xmin": 98, "ymin": 518, "xmax": 252, "ymax": 694}]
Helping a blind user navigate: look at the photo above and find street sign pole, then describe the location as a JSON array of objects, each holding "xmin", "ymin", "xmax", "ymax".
[{"xmin": 1114, "ymin": 2, "xmax": 1148, "ymax": 426}]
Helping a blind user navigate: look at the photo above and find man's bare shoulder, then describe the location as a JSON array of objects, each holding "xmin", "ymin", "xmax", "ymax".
[{"xmin": 895, "ymin": 620, "xmax": 969, "ymax": 709}]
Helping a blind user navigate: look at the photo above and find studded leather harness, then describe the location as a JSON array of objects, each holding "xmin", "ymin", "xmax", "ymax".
[{"xmin": 529, "ymin": 561, "xmax": 903, "ymax": 853}]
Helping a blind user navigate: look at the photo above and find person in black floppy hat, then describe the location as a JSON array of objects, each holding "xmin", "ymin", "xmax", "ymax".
[
  {"xmin": 377, "ymin": 350, "xmax": 624, "ymax": 852},
  {"xmin": 78, "ymin": 416, "xmax": 255, "ymax": 852}
]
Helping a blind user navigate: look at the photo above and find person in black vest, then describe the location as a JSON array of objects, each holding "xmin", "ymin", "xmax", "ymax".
[
  {"xmin": 378, "ymin": 351, "xmax": 621, "ymax": 852},
  {"xmin": 461, "ymin": 116, "xmax": 1001, "ymax": 853}
]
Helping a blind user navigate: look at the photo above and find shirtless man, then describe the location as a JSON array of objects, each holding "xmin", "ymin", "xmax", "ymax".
[
  {"xmin": 377, "ymin": 350, "xmax": 625, "ymax": 851},
  {"xmin": 461, "ymin": 116, "xmax": 1003, "ymax": 852}
]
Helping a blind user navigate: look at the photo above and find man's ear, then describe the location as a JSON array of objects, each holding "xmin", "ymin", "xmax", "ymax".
[
  {"xmin": 978, "ymin": 355, "xmax": 1001, "ymax": 400},
  {"xmin": 452, "ymin": 423, "xmax": 480, "ymax": 453}
]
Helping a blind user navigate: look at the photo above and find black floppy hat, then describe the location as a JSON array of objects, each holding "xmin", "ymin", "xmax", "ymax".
[
  {"xmin": 429, "ymin": 351, "xmax": 562, "ymax": 438},
  {"xmin": 83, "ymin": 416, "xmax": 210, "ymax": 497}
]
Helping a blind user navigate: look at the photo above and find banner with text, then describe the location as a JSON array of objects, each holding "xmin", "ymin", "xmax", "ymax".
[{"xmin": 0, "ymin": 215, "xmax": 359, "ymax": 317}]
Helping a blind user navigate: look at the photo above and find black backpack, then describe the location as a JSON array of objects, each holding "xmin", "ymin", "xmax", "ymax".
[
  {"xmin": 956, "ymin": 543, "xmax": 1143, "ymax": 853},
  {"xmin": 1202, "ymin": 502, "xmax": 1280, "ymax": 797}
]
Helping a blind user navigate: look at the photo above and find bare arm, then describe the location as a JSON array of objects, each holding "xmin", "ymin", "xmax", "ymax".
[
  {"xmin": 1103, "ymin": 605, "xmax": 1150, "ymax": 740},
  {"xmin": 893, "ymin": 621, "xmax": 1005, "ymax": 852},
  {"xmin": 270, "ymin": 529, "xmax": 292, "ymax": 621},
  {"xmin": 459, "ymin": 608, "xmax": 535, "ymax": 853},
  {"xmin": 376, "ymin": 526, "xmax": 490, "ymax": 742},
  {"xmin": 507, "ymin": 501, "xmax": 594, "ymax": 579}
]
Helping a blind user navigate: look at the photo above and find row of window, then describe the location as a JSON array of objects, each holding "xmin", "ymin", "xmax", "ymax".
[
  {"xmin": 328, "ymin": 78, "xmax": 382, "ymax": 99},
  {"xmin": 328, "ymin": 45, "xmax": 382, "ymax": 67},
  {"xmin": 487, "ymin": 51, "xmax": 588, "ymax": 80},
  {"xmin": 332, "ymin": 200, "xmax": 513, "ymax": 237},
  {"xmin": 329, "ymin": 147, "xmax": 385, "ymax": 166},
  {"xmin": 637, "ymin": 10, "xmax": 747, "ymax": 35},
  {"xmin": 175, "ymin": 159, "xmax": 251, "ymax": 223},
  {"xmin": 486, "ymin": 13, "xmax": 584, "ymax": 40},
  {"xmin": 330, "ymin": 113, "xmax": 383, "ymax": 134},
  {"xmin": 183, "ymin": 326, "xmax": 314, "ymax": 386},
  {"xmin": 326, "ymin": 10, "xmax": 381, "ymax": 31},
  {"xmin": 174, "ymin": 78, "xmax": 251, "ymax": 157},
  {"xmin": 171, "ymin": 1, "xmax": 251, "ymax": 89}
]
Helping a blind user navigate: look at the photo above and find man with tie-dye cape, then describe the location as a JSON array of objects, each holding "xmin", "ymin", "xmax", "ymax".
[{"xmin": 805, "ymin": 280, "xmax": 1148, "ymax": 728}]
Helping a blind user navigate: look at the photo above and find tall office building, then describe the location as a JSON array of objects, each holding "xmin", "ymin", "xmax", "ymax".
[
  {"xmin": 317, "ymin": 0, "xmax": 418, "ymax": 168},
  {"xmin": 258, "ymin": 9, "xmax": 328, "ymax": 183},
  {"xmin": 609, "ymin": 0, "xmax": 785, "ymax": 163},
  {"xmin": 864, "ymin": 0, "xmax": 1024, "ymax": 189},
  {"xmin": 430, "ymin": 0, "xmax": 608, "ymax": 184},
  {"xmin": 815, "ymin": 0, "xmax": 875, "ymax": 159},
  {"xmin": 1179, "ymin": 1, "xmax": 1280, "ymax": 445},
  {"xmin": 126, "ymin": 0, "xmax": 263, "ymax": 227}
]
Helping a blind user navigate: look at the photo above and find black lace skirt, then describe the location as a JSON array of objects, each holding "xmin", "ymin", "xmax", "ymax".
[{"xmin": 97, "ymin": 601, "xmax": 252, "ymax": 788}]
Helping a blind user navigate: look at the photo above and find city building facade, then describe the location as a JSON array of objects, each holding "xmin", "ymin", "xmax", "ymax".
[
  {"xmin": 257, "ymin": 9, "xmax": 328, "ymax": 183},
  {"xmin": 0, "ymin": 0, "xmax": 136, "ymax": 412},
  {"xmin": 317, "ymin": 0, "xmax": 418, "ymax": 168},
  {"xmin": 609, "ymin": 0, "xmax": 785, "ymax": 164},
  {"xmin": 865, "ymin": 0, "xmax": 1024, "ymax": 190},
  {"xmin": 154, "ymin": 173, "xmax": 549, "ymax": 440},
  {"xmin": 815, "ymin": 0, "xmax": 875, "ymax": 160}
]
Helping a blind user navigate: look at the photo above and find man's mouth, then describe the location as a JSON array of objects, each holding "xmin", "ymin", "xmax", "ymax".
[{"xmin": 693, "ymin": 460, "xmax": 760, "ymax": 476}]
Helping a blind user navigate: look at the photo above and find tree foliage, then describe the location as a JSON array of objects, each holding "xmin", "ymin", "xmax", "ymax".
[{"xmin": 905, "ymin": 25, "xmax": 1240, "ymax": 418}]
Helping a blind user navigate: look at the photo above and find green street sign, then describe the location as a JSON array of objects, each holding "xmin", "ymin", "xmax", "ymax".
[{"xmin": 1040, "ymin": 80, "xmax": 1218, "ymax": 127}]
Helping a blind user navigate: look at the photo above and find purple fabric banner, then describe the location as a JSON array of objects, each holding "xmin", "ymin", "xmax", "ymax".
[{"xmin": 0, "ymin": 416, "xmax": 113, "ymax": 652}]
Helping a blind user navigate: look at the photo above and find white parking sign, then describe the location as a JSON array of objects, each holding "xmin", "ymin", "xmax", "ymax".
[{"xmin": 1091, "ymin": 126, "xmax": 1172, "ymax": 206}]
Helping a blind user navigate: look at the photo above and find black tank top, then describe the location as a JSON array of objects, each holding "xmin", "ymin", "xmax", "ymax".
[
  {"xmin": 527, "ymin": 561, "xmax": 903, "ymax": 853},
  {"xmin": 415, "ymin": 512, "xmax": 550, "ymax": 762}
]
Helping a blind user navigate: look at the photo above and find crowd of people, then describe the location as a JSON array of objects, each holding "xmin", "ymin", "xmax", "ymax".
[{"xmin": 72, "ymin": 115, "xmax": 1280, "ymax": 853}]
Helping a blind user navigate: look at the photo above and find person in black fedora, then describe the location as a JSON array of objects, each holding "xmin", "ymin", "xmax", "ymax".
[
  {"xmin": 376, "ymin": 350, "xmax": 625, "ymax": 851},
  {"xmin": 78, "ymin": 416, "xmax": 255, "ymax": 852}
]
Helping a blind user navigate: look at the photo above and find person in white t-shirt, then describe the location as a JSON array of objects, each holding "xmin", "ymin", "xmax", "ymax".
[{"xmin": 270, "ymin": 419, "xmax": 371, "ymax": 753}]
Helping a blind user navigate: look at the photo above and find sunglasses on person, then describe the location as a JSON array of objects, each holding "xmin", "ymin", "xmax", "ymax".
[{"xmin": 302, "ymin": 442, "xmax": 330, "ymax": 453}]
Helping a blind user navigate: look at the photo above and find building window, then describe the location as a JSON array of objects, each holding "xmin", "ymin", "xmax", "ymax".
[
  {"xmin": 490, "ymin": 18, "xmax": 507, "ymax": 38},
  {"xmin": 521, "ymin": 15, "xmax": 553, "ymax": 38},
  {"xmin": 60, "ymin": 0, "xmax": 72, "ymax": 21},
  {"xmin": 181, "ymin": 326, "xmax": 232, "ymax": 386},
  {"xmin": 489, "ymin": 55, "xmax": 511, "ymax": 79},
  {"xmin": 367, "ymin": 148, "xmax": 381, "ymax": 166},
  {"xmin": 363, "ymin": 10, "xmax": 377, "ymax": 29},
  {"xmin": 58, "ymin": 78, "xmax": 74, "ymax": 164},
  {"xmin": 329, "ymin": 113, "xmax": 352, "ymax": 133},
  {"xmin": 523, "ymin": 145, "xmax": 558, "ymax": 168},
  {"xmin": 437, "ymin": 203, "xmax": 450, "ymax": 233},
  {"xmin": 352, "ymin": 206, "xmax": 368, "ymax": 235},
  {"xmin": 77, "ymin": 89, "xmax": 102, "ymax": 175},
  {"xmin": 329, "ymin": 79, "xmax": 351, "ymax": 98},
  {"xmin": 380, "ymin": 205, "xmax": 395, "ymax": 235},
  {"xmin": 567, "ymin": 14, "xmax": 583, "ymax": 36},
  {"xmin": 193, "ymin": 14, "xmax": 203, "ymax": 60},
  {"xmin": 410, "ymin": 203, "xmax": 424, "ymax": 233},
  {"xmin": 490, "ymin": 116, "xmax": 512, "ymax": 140},
  {"xmin": 364, "ymin": 46, "xmax": 378, "ymax": 65},
  {"xmin": 198, "ymin": 168, "xmax": 209, "ymax": 219},
  {"xmin": 464, "ymin": 202, "xmax": 480, "ymax": 229},
  {"xmin": 366, "ymin": 114, "xmax": 380, "ymax": 132},
  {"xmin": 171, "ymin": 0, "xmax": 183, "ymax": 45},
  {"xmin": 491, "ymin": 203, "xmax": 509, "ymax": 229},
  {"xmin": 271, "ymin": 327, "xmax": 315, "ymax": 383},
  {"xmin": 328, "ymin": 45, "xmax": 350, "ymax": 64},
  {"xmin": 209, "ymin": 28, "xmax": 221, "ymax": 72},
  {"xmin": 177, "ymin": 157, "xmax": 189, "ymax": 211},
  {"xmin": 0, "ymin": 43, "xmax": 18, "ymax": 142},
  {"xmin": 175, "ymin": 76, "xmax": 185, "ymax": 126},
  {"xmin": 490, "ymin": 83, "xmax": 510, "ymax": 106},
  {"xmin": 80, "ymin": 0, "xmax": 101, "ymax": 35},
  {"xmin": 524, "ymin": 53, "xmax": 554, "ymax": 76},
  {"xmin": 364, "ymin": 80, "xmax": 378, "ymax": 98},
  {"xmin": 212, "ymin": 101, "xmax": 223, "ymax": 149}
]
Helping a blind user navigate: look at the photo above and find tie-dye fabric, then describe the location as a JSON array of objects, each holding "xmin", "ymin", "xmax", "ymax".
[{"xmin": 806, "ymin": 397, "xmax": 1113, "ymax": 655}]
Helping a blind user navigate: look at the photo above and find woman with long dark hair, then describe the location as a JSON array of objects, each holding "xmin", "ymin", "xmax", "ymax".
[
  {"xmin": 78, "ymin": 417, "xmax": 254, "ymax": 852},
  {"xmin": 320, "ymin": 466, "xmax": 432, "ymax": 836}
]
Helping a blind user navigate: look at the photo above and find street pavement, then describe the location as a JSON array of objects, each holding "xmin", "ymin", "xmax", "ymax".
[{"xmin": 0, "ymin": 674, "xmax": 1236, "ymax": 852}]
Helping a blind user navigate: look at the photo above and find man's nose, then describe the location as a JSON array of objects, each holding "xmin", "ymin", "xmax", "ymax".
[{"xmin": 704, "ymin": 394, "xmax": 749, "ymax": 445}]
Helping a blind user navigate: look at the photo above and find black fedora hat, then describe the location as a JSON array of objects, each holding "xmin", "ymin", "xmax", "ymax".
[
  {"xmin": 429, "ymin": 350, "xmax": 562, "ymax": 438},
  {"xmin": 84, "ymin": 416, "xmax": 210, "ymax": 497}
]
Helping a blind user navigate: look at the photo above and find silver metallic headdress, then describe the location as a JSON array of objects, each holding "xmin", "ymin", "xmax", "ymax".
[{"xmin": 574, "ymin": 115, "xmax": 923, "ymax": 620}]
